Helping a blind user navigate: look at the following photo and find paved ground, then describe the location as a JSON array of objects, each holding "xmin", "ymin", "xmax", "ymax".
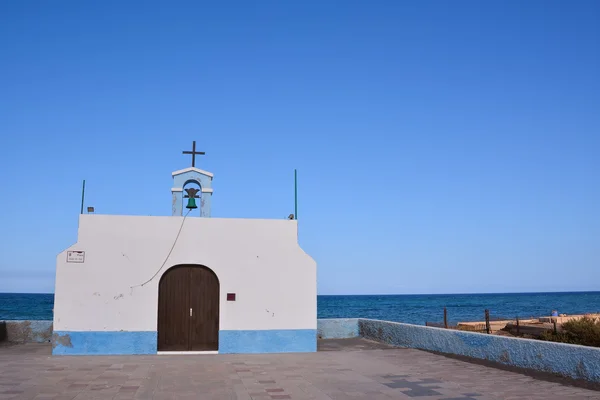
[{"xmin": 0, "ymin": 340, "xmax": 599, "ymax": 400}]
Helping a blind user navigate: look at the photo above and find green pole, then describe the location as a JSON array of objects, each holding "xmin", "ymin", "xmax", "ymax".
[
  {"xmin": 80, "ymin": 180, "xmax": 86, "ymax": 214},
  {"xmin": 294, "ymin": 169, "xmax": 298, "ymax": 220}
]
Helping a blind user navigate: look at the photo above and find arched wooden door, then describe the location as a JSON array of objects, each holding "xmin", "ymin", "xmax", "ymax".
[{"xmin": 158, "ymin": 265, "xmax": 220, "ymax": 351}]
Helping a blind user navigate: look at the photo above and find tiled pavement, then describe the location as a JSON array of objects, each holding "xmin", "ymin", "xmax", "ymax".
[{"xmin": 0, "ymin": 340, "xmax": 598, "ymax": 400}]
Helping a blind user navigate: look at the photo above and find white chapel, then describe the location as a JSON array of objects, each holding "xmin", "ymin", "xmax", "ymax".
[{"xmin": 52, "ymin": 142, "xmax": 317, "ymax": 355}]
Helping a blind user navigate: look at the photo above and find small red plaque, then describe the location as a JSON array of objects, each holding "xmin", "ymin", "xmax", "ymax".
[{"xmin": 227, "ymin": 293, "xmax": 236, "ymax": 301}]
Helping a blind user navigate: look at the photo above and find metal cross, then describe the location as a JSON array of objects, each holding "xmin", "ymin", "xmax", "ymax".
[{"xmin": 182, "ymin": 141, "xmax": 205, "ymax": 167}]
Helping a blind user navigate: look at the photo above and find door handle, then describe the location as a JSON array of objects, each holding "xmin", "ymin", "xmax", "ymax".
[{"xmin": 190, "ymin": 308, "xmax": 193, "ymax": 317}]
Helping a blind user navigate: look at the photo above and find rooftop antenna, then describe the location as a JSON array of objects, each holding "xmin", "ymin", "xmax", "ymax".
[
  {"xmin": 294, "ymin": 169, "xmax": 298, "ymax": 220},
  {"xmin": 80, "ymin": 179, "xmax": 86, "ymax": 215}
]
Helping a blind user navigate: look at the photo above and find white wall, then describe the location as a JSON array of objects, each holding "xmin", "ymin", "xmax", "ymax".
[{"xmin": 54, "ymin": 215, "xmax": 316, "ymax": 332}]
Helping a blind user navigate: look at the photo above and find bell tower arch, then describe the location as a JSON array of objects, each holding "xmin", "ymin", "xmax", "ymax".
[{"xmin": 172, "ymin": 141, "xmax": 214, "ymax": 217}]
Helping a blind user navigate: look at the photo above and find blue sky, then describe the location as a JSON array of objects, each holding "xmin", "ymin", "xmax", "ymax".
[{"xmin": 1, "ymin": 1, "xmax": 599, "ymax": 294}]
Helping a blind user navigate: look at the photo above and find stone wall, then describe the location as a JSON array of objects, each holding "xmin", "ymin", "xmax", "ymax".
[
  {"xmin": 316, "ymin": 318, "xmax": 600, "ymax": 382},
  {"xmin": 357, "ymin": 319, "xmax": 600, "ymax": 382},
  {"xmin": 317, "ymin": 319, "xmax": 359, "ymax": 339},
  {"xmin": 0, "ymin": 320, "xmax": 53, "ymax": 343}
]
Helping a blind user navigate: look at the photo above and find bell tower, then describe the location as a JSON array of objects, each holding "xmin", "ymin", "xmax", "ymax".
[{"xmin": 172, "ymin": 141, "xmax": 214, "ymax": 217}]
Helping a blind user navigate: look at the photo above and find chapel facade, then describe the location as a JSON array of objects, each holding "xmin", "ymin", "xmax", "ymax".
[{"xmin": 52, "ymin": 143, "xmax": 316, "ymax": 355}]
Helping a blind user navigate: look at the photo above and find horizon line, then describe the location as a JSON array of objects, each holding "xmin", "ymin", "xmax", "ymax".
[
  {"xmin": 317, "ymin": 290, "xmax": 600, "ymax": 296},
  {"xmin": 2, "ymin": 290, "xmax": 600, "ymax": 296}
]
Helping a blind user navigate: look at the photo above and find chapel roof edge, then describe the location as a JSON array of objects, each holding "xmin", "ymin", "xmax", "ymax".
[{"xmin": 171, "ymin": 167, "xmax": 214, "ymax": 178}]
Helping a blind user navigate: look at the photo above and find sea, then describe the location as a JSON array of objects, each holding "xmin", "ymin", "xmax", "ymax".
[{"xmin": 2, "ymin": 292, "xmax": 600, "ymax": 324}]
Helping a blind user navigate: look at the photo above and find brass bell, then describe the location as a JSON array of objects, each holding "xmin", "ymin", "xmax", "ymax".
[
  {"xmin": 184, "ymin": 187, "xmax": 200, "ymax": 210},
  {"xmin": 186, "ymin": 197, "xmax": 198, "ymax": 209}
]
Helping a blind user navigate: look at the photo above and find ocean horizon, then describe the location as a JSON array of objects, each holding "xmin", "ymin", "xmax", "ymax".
[{"xmin": 2, "ymin": 291, "xmax": 600, "ymax": 325}]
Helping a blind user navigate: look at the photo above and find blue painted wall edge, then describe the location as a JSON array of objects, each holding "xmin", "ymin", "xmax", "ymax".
[
  {"xmin": 219, "ymin": 329, "xmax": 317, "ymax": 354},
  {"xmin": 52, "ymin": 331, "xmax": 157, "ymax": 355},
  {"xmin": 52, "ymin": 329, "xmax": 317, "ymax": 355}
]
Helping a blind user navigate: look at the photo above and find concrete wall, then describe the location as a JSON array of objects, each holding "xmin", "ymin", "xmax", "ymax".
[
  {"xmin": 357, "ymin": 319, "xmax": 600, "ymax": 382},
  {"xmin": 0, "ymin": 320, "xmax": 52, "ymax": 343},
  {"xmin": 317, "ymin": 319, "xmax": 359, "ymax": 339},
  {"xmin": 53, "ymin": 214, "xmax": 316, "ymax": 355}
]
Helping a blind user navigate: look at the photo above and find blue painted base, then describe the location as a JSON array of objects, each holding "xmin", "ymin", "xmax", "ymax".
[
  {"xmin": 52, "ymin": 331, "xmax": 157, "ymax": 355},
  {"xmin": 52, "ymin": 329, "xmax": 316, "ymax": 355},
  {"xmin": 219, "ymin": 329, "xmax": 317, "ymax": 354}
]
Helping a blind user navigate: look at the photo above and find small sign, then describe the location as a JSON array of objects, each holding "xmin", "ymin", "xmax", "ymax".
[
  {"xmin": 67, "ymin": 251, "xmax": 85, "ymax": 263},
  {"xmin": 227, "ymin": 293, "xmax": 236, "ymax": 301}
]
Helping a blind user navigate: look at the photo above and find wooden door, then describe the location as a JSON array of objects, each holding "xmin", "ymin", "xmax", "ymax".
[
  {"xmin": 189, "ymin": 267, "xmax": 220, "ymax": 351},
  {"xmin": 157, "ymin": 266, "xmax": 190, "ymax": 351},
  {"xmin": 157, "ymin": 265, "xmax": 219, "ymax": 352}
]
